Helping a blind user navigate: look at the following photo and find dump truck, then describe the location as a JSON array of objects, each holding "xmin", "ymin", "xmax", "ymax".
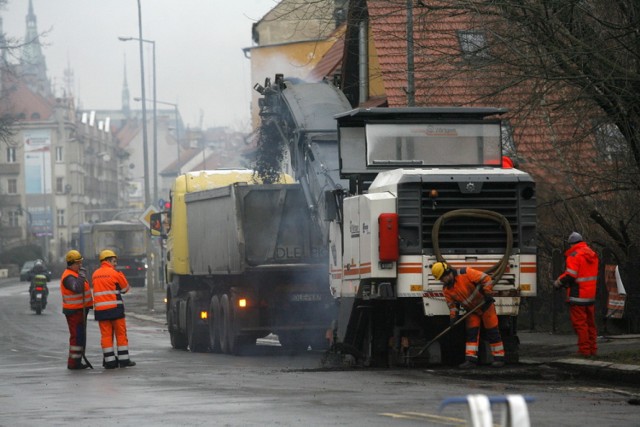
[
  {"xmin": 78, "ymin": 221, "xmax": 147, "ymax": 287},
  {"xmin": 157, "ymin": 170, "xmax": 334, "ymax": 354},
  {"xmin": 253, "ymin": 75, "xmax": 537, "ymax": 366}
]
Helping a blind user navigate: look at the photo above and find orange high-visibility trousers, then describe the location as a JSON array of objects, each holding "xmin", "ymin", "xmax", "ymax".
[
  {"xmin": 65, "ymin": 310, "xmax": 88, "ymax": 369},
  {"xmin": 569, "ymin": 304, "xmax": 597, "ymax": 356},
  {"xmin": 98, "ymin": 318, "xmax": 131, "ymax": 364},
  {"xmin": 464, "ymin": 304, "xmax": 505, "ymax": 363}
]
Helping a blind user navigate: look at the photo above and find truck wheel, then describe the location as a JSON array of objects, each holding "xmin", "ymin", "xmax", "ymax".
[
  {"xmin": 219, "ymin": 294, "xmax": 234, "ymax": 354},
  {"xmin": 168, "ymin": 309, "xmax": 188, "ymax": 350},
  {"xmin": 187, "ymin": 299, "xmax": 209, "ymax": 353},
  {"xmin": 440, "ymin": 325, "xmax": 465, "ymax": 366},
  {"xmin": 503, "ymin": 333, "xmax": 520, "ymax": 364},
  {"xmin": 209, "ymin": 295, "xmax": 222, "ymax": 353}
]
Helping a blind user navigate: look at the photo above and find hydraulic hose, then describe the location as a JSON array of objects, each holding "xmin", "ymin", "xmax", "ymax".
[{"xmin": 432, "ymin": 209, "xmax": 513, "ymax": 283}]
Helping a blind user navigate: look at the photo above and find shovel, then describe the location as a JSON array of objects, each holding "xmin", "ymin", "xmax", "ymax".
[{"xmin": 415, "ymin": 300, "xmax": 485, "ymax": 358}]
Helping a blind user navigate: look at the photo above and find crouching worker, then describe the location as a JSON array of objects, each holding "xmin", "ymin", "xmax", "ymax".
[
  {"xmin": 92, "ymin": 249, "xmax": 136, "ymax": 369},
  {"xmin": 432, "ymin": 262, "xmax": 505, "ymax": 369},
  {"xmin": 61, "ymin": 250, "xmax": 93, "ymax": 370}
]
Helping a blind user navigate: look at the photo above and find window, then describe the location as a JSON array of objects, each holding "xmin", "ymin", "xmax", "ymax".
[
  {"xmin": 501, "ymin": 122, "xmax": 516, "ymax": 157},
  {"xmin": 8, "ymin": 210, "xmax": 19, "ymax": 227},
  {"xmin": 57, "ymin": 209, "xmax": 65, "ymax": 227},
  {"xmin": 56, "ymin": 146, "xmax": 64, "ymax": 162},
  {"xmin": 6, "ymin": 147, "xmax": 16, "ymax": 163},
  {"xmin": 365, "ymin": 122, "xmax": 501, "ymax": 166},
  {"xmin": 56, "ymin": 177, "xmax": 64, "ymax": 193},
  {"xmin": 8, "ymin": 179, "xmax": 17, "ymax": 194},
  {"xmin": 458, "ymin": 30, "xmax": 490, "ymax": 61}
]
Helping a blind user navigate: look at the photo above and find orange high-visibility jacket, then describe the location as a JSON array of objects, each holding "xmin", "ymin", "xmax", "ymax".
[
  {"xmin": 443, "ymin": 267, "xmax": 494, "ymax": 318},
  {"xmin": 92, "ymin": 261, "xmax": 130, "ymax": 320},
  {"xmin": 60, "ymin": 269, "xmax": 93, "ymax": 310},
  {"xmin": 558, "ymin": 242, "xmax": 599, "ymax": 305}
]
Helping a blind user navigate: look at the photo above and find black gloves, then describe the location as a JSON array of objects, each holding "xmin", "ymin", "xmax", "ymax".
[
  {"xmin": 78, "ymin": 268, "xmax": 87, "ymax": 280},
  {"xmin": 483, "ymin": 295, "xmax": 495, "ymax": 310}
]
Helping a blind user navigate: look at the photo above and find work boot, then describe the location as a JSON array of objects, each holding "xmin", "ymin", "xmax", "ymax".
[
  {"xmin": 67, "ymin": 363, "xmax": 89, "ymax": 370},
  {"xmin": 119, "ymin": 360, "xmax": 136, "ymax": 368},
  {"xmin": 458, "ymin": 360, "xmax": 477, "ymax": 369},
  {"xmin": 490, "ymin": 360, "xmax": 505, "ymax": 368},
  {"xmin": 103, "ymin": 359, "xmax": 119, "ymax": 370}
]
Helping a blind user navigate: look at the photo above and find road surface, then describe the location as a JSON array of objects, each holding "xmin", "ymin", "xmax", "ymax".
[{"xmin": 0, "ymin": 279, "xmax": 638, "ymax": 426}]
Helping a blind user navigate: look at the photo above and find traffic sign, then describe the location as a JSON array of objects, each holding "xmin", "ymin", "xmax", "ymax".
[{"xmin": 139, "ymin": 205, "xmax": 159, "ymax": 229}]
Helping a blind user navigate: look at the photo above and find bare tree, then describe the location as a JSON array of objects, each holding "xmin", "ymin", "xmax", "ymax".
[{"xmin": 394, "ymin": 0, "xmax": 640, "ymax": 260}]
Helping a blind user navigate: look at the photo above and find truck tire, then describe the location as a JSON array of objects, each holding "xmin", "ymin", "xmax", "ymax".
[
  {"xmin": 440, "ymin": 325, "xmax": 466, "ymax": 366},
  {"xmin": 209, "ymin": 295, "xmax": 222, "ymax": 353},
  {"xmin": 187, "ymin": 298, "xmax": 209, "ymax": 353},
  {"xmin": 219, "ymin": 294, "xmax": 234, "ymax": 354},
  {"xmin": 168, "ymin": 309, "xmax": 188, "ymax": 350},
  {"xmin": 503, "ymin": 333, "xmax": 520, "ymax": 364},
  {"xmin": 219, "ymin": 294, "xmax": 249, "ymax": 355}
]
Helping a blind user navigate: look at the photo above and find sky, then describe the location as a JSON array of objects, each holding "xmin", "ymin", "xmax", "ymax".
[{"xmin": 1, "ymin": 0, "xmax": 278, "ymax": 131}]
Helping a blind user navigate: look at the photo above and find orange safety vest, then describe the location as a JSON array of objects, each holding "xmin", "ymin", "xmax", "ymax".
[
  {"xmin": 443, "ymin": 267, "xmax": 493, "ymax": 318},
  {"xmin": 92, "ymin": 261, "xmax": 130, "ymax": 313},
  {"xmin": 559, "ymin": 242, "xmax": 599, "ymax": 305},
  {"xmin": 60, "ymin": 269, "xmax": 93, "ymax": 310}
]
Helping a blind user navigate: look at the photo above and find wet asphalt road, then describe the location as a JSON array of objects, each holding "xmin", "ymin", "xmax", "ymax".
[{"xmin": 1, "ymin": 278, "xmax": 639, "ymax": 426}]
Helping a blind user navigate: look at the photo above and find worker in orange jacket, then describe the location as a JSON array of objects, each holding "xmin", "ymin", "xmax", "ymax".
[
  {"xmin": 554, "ymin": 232, "xmax": 600, "ymax": 357},
  {"xmin": 432, "ymin": 262, "xmax": 505, "ymax": 369},
  {"xmin": 60, "ymin": 250, "xmax": 93, "ymax": 370},
  {"xmin": 92, "ymin": 249, "xmax": 136, "ymax": 369}
]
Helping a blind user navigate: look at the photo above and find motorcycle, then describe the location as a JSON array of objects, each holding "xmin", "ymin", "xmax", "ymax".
[{"xmin": 29, "ymin": 274, "xmax": 49, "ymax": 315}]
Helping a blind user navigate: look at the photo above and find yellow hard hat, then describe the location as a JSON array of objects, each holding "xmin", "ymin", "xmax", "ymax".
[
  {"xmin": 431, "ymin": 262, "xmax": 450, "ymax": 281},
  {"xmin": 99, "ymin": 249, "xmax": 118, "ymax": 262},
  {"xmin": 66, "ymin": 250, "xmax": 83, "ymax": 264}
]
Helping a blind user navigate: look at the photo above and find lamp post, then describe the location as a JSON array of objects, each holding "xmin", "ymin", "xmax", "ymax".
[
  {"xmin": 118, "ymin": 36, "xmax": 157, "ymax": 204},
  {"xmin": 134, "ymin": 97, "xmax": 181, "ymax": 175},
  {"xmin": 134, "ymin": 0, "xmax": 154, "ymax": 311}
]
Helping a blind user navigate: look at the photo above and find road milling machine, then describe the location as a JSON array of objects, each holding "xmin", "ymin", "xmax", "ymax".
[{"xmin": 254, "ymin": 74, "xmax": 537, "ymax": 366}]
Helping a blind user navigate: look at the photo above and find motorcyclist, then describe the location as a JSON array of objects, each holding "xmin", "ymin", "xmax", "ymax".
[{"xmin": 29, "ymin": 260, "xmax": 50, "ymax": 307}]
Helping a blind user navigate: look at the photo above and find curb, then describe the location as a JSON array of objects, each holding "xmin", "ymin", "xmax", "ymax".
[{"xmin": 550, "ymin": 358, "xmax": 640, "ymax": 386}]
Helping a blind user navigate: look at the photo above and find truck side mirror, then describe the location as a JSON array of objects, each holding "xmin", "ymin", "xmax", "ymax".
[{"xmin": 150, "ymin": 212, "xmax": 168, "ymax": 238}]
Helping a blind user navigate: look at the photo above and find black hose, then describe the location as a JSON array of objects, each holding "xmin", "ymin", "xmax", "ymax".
[{"xmin": 432, "ymin": 209, "xmax": 513, "ymax": 283}]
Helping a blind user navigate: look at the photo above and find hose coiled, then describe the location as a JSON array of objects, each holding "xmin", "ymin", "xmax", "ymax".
[{"xmin": 432, "ymin": 209, "xmax": 513, "ymax": 283}]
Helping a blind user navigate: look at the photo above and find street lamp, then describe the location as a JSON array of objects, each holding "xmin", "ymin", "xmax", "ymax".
[
  {"xmin": 133, "ymin": 0, "xmax": 154, "ymax": 311},
  {"xmin": 119, "ymin": 35, "xmax": 157, "ymax": 204},
  {"xmin": 134, "ymin": 97, "xmax": 181, "ymax": 175}
]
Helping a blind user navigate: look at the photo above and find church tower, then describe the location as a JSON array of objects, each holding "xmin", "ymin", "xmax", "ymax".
[{"xmin": 21, "ymin": 0, "xmax": 51, "ymax": 97}]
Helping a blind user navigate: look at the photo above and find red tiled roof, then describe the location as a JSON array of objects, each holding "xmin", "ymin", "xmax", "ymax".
[
  {"xmin": 0, "ymin": 74, "xmax": 54, "ymax": 120},
  {"xmin": 307, "ymin": 26, "xmax": 346, "ymax": 82}
]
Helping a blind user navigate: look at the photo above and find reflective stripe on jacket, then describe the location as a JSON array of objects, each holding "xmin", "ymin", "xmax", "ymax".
[
  {"xmin": 558, "ymin": 242, "xmax": 599, "ymax": 305},
  {"xmin": 92, "ymin": 261, "xmax": 130, "ymax": 320},
  {"xmin": 443, "ymin": 267, "xmax": 493, "ymax": 318},
  {"xmin": 60, "ymin": 269, "xmax": 93, "ymax": 310}
]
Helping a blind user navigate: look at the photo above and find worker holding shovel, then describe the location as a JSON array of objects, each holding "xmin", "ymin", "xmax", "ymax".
[{"xmin": 432, "ymin": 262, "xmax": 505, "ymax": 369}]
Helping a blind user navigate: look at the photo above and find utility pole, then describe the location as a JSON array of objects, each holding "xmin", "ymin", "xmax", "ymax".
[{"xmin": 136, "ymin": 0, "xmax": 154, "ymax": 311}]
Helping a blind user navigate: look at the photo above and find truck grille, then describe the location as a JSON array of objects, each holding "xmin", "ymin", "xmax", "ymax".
[{"xmin": 397, "ymin": 180, "xmax": 535, "ymax": 254}]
